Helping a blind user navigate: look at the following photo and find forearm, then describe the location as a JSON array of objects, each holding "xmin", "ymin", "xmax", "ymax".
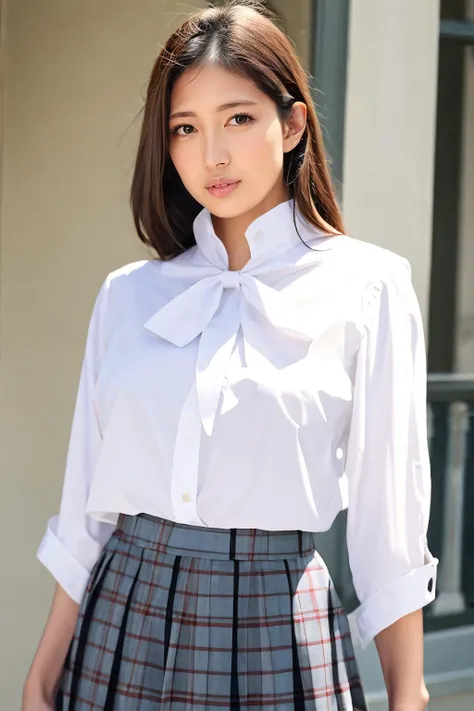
[
  {"xmin": 374, "ymin": 609, "xmax": 429, "ymax": 711},
  {"xmin": 23, "ymin": 583, "xmax": 80, "ymax": 703}
]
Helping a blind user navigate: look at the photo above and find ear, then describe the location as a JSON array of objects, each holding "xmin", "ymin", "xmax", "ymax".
[{"xmin": 283, "ymin": 101, "xmax": 307, "ymax": 153}]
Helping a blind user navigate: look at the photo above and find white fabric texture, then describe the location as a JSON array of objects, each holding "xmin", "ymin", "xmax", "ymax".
[{"xmin": 37, "ymin": 198, "xmax": 438, "ymax": 647}]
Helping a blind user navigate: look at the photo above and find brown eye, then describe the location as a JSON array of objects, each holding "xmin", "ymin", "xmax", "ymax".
[
  {"xmin": 171, "ymin": 124, "xmax": 194, "ymax": 137},
  {"xmin": 229, "ymin": 113, "xmax": 254, "ymax": 126}
]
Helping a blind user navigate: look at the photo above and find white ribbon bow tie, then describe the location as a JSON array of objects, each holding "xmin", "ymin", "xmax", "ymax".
[{"xmin": 144, "ymin": 253, "xmax": 326, "ymax": 438}]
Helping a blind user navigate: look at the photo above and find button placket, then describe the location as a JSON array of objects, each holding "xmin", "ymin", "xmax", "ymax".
[{"xmin": 170, "ymin": 383, "xmax": 206, "ymax": 525}]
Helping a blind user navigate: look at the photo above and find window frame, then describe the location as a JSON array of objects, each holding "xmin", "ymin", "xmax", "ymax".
[{"xmin": 310, "ymin": 0, "xmax": 350, "ymax": 197}]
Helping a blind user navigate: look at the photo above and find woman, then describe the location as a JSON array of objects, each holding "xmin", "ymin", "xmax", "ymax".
[{"xmin": 23, "ymin": 1, "xmax": 438, "ymax": 709}]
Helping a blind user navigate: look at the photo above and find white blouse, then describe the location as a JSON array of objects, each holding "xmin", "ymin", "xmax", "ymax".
[{"xmin": 37, "ymin": 198, "xmax": 438, "ymax": 648}]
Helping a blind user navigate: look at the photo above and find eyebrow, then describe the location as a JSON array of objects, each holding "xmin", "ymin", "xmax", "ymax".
[{"xmin": 169, "ymin": 100, "xmax": 258, "ymax": 121}]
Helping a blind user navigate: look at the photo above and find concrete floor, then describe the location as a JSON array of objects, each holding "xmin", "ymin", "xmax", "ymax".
[
  {"xmin": 368, "ymin": 692, "xmax": 474, "ymax": 711},
  {"xmin": 428, "ymin": 693, "xmax": 474, "ymax": 710}
]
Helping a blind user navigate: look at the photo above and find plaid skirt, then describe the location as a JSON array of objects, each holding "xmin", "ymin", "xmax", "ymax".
[{"xmin": 55, "ymin": 513, "xmax": 368, "ymax": 710}]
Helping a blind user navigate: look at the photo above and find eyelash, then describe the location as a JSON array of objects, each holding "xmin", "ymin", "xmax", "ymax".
[{"xmin": 170, "ymin": 112, "xmax": 255, "ymax": 137}]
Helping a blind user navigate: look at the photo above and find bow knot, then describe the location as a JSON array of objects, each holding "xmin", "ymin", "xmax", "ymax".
[{"xmin": 220, "ymin": 270, "xmax": 241, "ymax": 289}]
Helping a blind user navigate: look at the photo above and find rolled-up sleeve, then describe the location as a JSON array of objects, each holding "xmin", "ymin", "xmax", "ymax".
[
  {"xmin": 346, "ymin": 257, "xmax": 438, "ymax": 649},
  {"xmin": 36, "ymin": 278, "xmax": 116, "ymax": 604}
]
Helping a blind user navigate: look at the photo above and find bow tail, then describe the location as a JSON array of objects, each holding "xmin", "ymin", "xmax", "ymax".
[
  {"xmin": 239, "ymin": 300, "xmax": 314, "ymax": 377},
  {"xmin": 196, "ymin": 292, "xmax": 241, "ymax": 436},
  {"xmin": 144, "ymin": 276, "xmax": 223, "ymax": 346},
  {"xmin": 241, "ymin": 276, "xmax": 315, "ymax": 342}
]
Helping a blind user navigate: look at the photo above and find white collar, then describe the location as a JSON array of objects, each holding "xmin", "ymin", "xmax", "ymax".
[{"xmin": 192, "ymin": 198, "xmax": 332, "ymax": 271}]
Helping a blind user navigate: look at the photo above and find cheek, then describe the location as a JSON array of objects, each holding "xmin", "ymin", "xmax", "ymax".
[
  {"xmin": 169, "ymin": 141, "xmax": 197, "ymax": 182},
  {"xmin": 169, "ymin": 142, "xmax": 206, "ymax": 204},
  {"xmin": 244, "ymin": 122, "xmax": 284, "ymax": 167}
]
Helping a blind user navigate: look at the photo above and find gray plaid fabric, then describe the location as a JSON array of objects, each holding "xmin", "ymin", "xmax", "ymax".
[{"xmin": 55, "ymin": 514, "xmax": 368, "ymax": 710}]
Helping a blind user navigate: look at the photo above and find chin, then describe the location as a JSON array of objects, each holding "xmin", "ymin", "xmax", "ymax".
[
  {"xmin": 198, "ymin": 196, "xmax": 245, "ymax": 219},
  {"xmin": 201, "ymin": 193, "xmax": 267, "ymax": 220}
]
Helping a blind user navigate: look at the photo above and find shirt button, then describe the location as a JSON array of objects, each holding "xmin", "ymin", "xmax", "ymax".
[
  {"xmin": 182, "ymin": 492, "xmax": 192, "ymax": 503},
  {"xmin": 427, "ymin": 578, "xmax": 433, "ymax": 593}
]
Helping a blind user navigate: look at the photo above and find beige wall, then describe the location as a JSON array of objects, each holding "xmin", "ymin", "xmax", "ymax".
[
  {"xmin": 0, "ymin": 1, "xmax": 313, "ymax": 705},
  {"xmin": 342, "ymin": 0, "xmax": 440, "ymax": 323},
  {"xmin": 455, "ymin": 0, "xmax": 474, "ymax": 373},
  {"xmin": 0, "ymin": 1, "xmax": 207, "ymax": 706}
]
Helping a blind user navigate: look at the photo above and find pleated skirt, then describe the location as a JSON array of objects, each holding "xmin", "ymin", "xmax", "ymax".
[{"xmin": 55, "ymin": 513, "xmax": 368, "ymax": 710}]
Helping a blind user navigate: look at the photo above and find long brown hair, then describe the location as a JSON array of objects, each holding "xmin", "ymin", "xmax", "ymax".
[{"xmin": 130, "ymin": 0, "xmax": 344, "ymax": 260}]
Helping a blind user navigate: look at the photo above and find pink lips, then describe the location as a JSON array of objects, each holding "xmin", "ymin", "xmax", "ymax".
[{"xmin": 206, "ymin": 181, "xmax": 241, "ymax": 198}]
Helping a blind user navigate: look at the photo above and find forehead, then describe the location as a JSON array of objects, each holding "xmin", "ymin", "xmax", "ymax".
[{"xmin": 170, "ymin": 63, "xmax": 265, "ymax": 109}]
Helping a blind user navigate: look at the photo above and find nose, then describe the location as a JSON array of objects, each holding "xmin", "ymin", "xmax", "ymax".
[{"xmin": 203, "ymin": 133, "xmax": 230, "ymax": 170}]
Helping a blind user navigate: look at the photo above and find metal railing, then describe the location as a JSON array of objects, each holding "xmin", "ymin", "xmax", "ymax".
[
  {"xmin": 440, "ymin": 19, "xmax": 474, "ymax": 44},
  {"xmin": 426, "ymin": 374, "xmax": 474, "ymax": 626}
]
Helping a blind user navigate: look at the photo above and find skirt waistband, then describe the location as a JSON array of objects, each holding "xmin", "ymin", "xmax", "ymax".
[{"xmin": 116, "ymin": 513, "xmax": 318, "ymax": 561}]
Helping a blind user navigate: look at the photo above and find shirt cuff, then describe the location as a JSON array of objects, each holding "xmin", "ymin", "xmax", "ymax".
[
  {"xmin": 347, "ymin": 555, "xmax": 439, "ymax": 649},
  {"xmin": 36, "ymin": 515, "xmax": 91, "ymax": 605}
]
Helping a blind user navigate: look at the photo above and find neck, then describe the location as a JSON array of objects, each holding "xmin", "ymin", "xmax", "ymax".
[{"xmin": 211, "ymin": 184, "xmax": 291, "ymax": 271}]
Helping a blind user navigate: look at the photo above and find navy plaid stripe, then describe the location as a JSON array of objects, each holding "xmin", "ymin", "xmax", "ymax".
[
  {"xmin": 230, "ymin": 560, "xmax": 240, "ymax": 710},
  {"xmin": 163, "ymin": 554, "xmax": 181, "ymax": 670},
  {"xmin": 284, "ymin": 559, "xmax": 306, "ymax": 710},
  {"xmin": 229, "ymin": 528, "xmax": 237, "ymax": 560}
]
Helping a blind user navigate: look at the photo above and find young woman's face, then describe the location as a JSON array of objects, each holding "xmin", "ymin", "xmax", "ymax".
[{"xmin": 168, "ymin": 63, "xmax": 306, "ymax": 218}]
